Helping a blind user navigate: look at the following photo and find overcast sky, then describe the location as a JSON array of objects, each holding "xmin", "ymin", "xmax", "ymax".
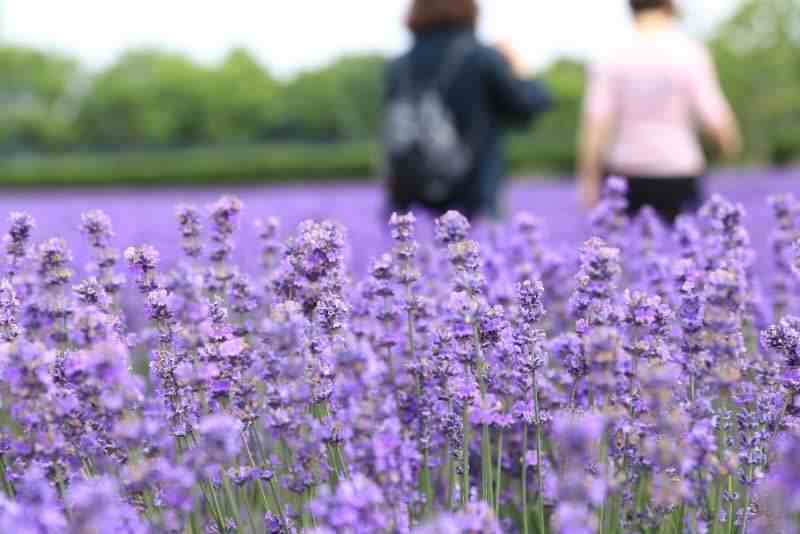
[{"xmin": 2, "ymin": 0, "xmax": 741, "ymax": 77}]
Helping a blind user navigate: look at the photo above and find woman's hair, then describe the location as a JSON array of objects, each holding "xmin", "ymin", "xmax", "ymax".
[
  {"xmin": 407, "ymin": 0, "xmax": 479, "ymax": 33},
  {"xmin": 629, "ymin": 0, "xmax": 675, "ymax": 14}
]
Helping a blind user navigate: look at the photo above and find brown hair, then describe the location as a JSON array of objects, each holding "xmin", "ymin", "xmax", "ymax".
[
  {"xmin": 629, "ymin": 0, "xmax": 675, "ymax": 14},
  {"xmin": 407, "ymin": 0, "xmax": 479, "ymax": 33}
]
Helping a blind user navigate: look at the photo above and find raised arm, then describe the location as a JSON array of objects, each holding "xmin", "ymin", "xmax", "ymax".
[
  {"xmin": 691, "ymin": 46, "xmax": 742, "ymax": 160},
  {"xmin": 484, "ymin": 46, "xmax": 552, "ymax": 126},
  {"xmin": 578, "ymin": 62, "xmax": 616, "ymax": 208}
]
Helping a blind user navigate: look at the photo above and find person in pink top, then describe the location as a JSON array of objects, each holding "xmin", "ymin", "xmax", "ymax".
[{"xmin": 578, "ymin": 0, "xmax": 742, "ymax": 223}]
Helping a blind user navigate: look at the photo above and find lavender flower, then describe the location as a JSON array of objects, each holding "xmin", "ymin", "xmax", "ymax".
[
  {"xmin": 569, "ymin": 238, "xmax": 622, "ymax": 332},
  {"xmin": 762, "ymin": 316, "xmax": 800, "ymax": 419},
  {"xmin": 79, "ymin": 209, "xmax": 114, "ymax": 249},
  {"xmin": 434, "ymin": 211, "xmax": 471, "ymax": 246},
  {"xmin": 309, "ymin": 475, "xmax": 389, "ymax": 534},
  {"xmin": 0, "ymin": 279, "xmax": 21, "ymax": 342},
  {"xmin": 196, "ymin": 413, "xmax": 243, "ymax": 465},
  {"xmin": 124, "ymin": 245, "xmax": 161, "ymax": 293},
  {"xmin": 208, "ymin": 195, "xmax": 242, "ymax": 263},
  {"xmin": 4, "ymin": 212, "xmax": 35, "ymax": 278},
  {"xmin": 36, "ymin": 238, "xmax": 73, "ymax": 289},
  {"xmin": 412, "ymin": 502, "xmax": 503, "ymax": 534},
  {"xmin": 66, "ymin": 476, "xmax": 149, "ymax": 533},
  {"xmin": 589, "ymin": 176, "xmax": 628, "ymax": 249},
  {"xmin": 0, "ymin": 468, "xmax": 66, "ymax": 533},
  {"xmin": 551, "ymin": 412, "xmax": 607, "ymax": 534},
  {"xmin": 768, "ymin": 194, "xmax": 799, "ymax": 316},
  {"xmin": 175, "ymin": 204, "xmax": 203, "ymax": 259},
  {"xmin": 793, "ymin": 237, "xmax": 800, "ymax": 278}
]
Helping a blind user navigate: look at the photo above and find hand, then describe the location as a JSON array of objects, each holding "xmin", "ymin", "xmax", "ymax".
[
  {"xmin": 495, "ymin": 41, "xmax": 528, "ymax": 78},
  {"xmin": 579, "ymin": 175, "xmax": 601, "ymax": 210}
]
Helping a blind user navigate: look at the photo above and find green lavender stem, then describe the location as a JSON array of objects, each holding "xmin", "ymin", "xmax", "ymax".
[
  {"xmin": 462, "ymin": 404, "xmax": 470, "ymax": 507},
  {"xmin": 222, "ymin": 478, "xmax": 241, "ymax": 531},
  {"xmin": 481, "ymin": 424, "xmax": 493, "ymax": 505},
  {"xmin": 522, "ymin": 424, "xmax": 530, "ymax": 534},
  {"xmin": 495, "ymin": 431, "xmax": 503, "ymax": 515},
  {"xmin": 726, "ymin": 475, "xmax": 735, "ymax": 534},
  {"xmin": 533, "ymin": 373, "xmax": 547, "ymax": 534},
  {"xmin": 245, "ymin": 431, "xmax": 289, "ymax": 531}
]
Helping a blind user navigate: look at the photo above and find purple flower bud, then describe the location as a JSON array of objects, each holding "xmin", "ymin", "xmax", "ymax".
[
  {"xmin": 79, "ymin": 209, "xmax": 114, "ymax": 249},
  {"xmin": 434, "ymin": 211, "xmax": 470, "ymax": 246},
  {"xmin": 36, "ymin": 238, "xmax": 73, "ymax": 287},
  {"xmin": 310, "ymin": 474, "xmax": 389, "ymax": 534},
  {"xmin": 793, "ymin": 238, "xmax": 800, "ymax": 278},
  {"xmin": 74, "ymin": 277, "xmax": 111, "ymax": 309},
  {"xmin": 175, "ymin": 204, "xmax": 204, "ymax": 259},
  {"xmin": 4, "ymin": 212, "xmax": 35, "ymax": 273},
  {"xmin": 517, "ymin": 279, "xmax": 546, "ymax": 324},
  {"xmin": 66, "ymin": 476, "xmax": 148, "ymax": 533},
  {"xmin": 413, "ymin": 502, "xmax": 503, "ymax": 533},
  {"xmin": 0, "ymin": 279, "xmax": 21, "ymax": 341},
  {"xmin": 389, "ymin": 212, "xmax": 416, "ymax": 243},
  {"xmin": 762, "ymin": 317, "xmax": 800, "ymax": 368},
  {"xmin": 197, "ymin": 414, "xmax": 243, "ymax": 463},
  {"xmin": 125, "ymin": 245, "xmax": 160, "ymax": 292}
]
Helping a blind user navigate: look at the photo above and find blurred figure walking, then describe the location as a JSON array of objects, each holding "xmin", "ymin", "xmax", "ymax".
[
  {"xmin": 384, "ymin": 0, "xmax": 551, "ymax": 220},
  {"xmin": 579, "ymin": 0, "xmax": 741, "ymax": 223}
]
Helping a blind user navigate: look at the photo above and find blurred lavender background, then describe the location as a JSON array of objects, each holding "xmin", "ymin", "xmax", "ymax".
[{"xmin": 3, "ymin": 168, "xmax": 794, "ymax": 277}]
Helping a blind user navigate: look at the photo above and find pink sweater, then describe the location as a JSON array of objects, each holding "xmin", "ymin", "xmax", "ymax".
[{"xmin": 585, "ymin": 28, "xmax": 732, "ymax": 177}]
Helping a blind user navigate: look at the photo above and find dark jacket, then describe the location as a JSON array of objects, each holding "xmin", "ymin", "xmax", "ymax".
[{"xmin": 385, "ymin": 26, "xmax": 552, "ymax": 218}]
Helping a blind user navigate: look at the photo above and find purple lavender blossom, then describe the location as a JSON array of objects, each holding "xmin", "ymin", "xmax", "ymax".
[
  {"xmin": 175, "ymin": 204, "xmax": 204, "ymax": 259},
  {"xmin": 36, "ymin": 238, "xmax": 73, "ymax": 288},
  {"xmin": 197, "ymin": 413, "xmax": 243, "ymax": 464},
  {"xmin": 589, "ymin": 176, "xmax": 628, "ymax": 248},
  {"xmin": 4, "ymin": 212, "xmax": 35, "ymax": 278},
  {"xmin": 0, "ymin": 468, "xmax": 66, "ymax": 533},
  {"xmin": 412, "ymin": 501, "xmax": 503, "ymax": 533},
  {"xmin": 569, "ymin": 238, "xmax": 622, "ymax": 332},
  {"xmin": 309, "ymin": 474, "xmax": 389, "ymax": 534},
  {"xmin": 551, "ymin": 412, "xmax": 606, "ymax": 534},
  {"xmin": 0, "ymin": 279, "xmax": 21, "ymax": 342},
  {"xmin": 434, "ymin": 211, "xmax": 471, "ymax": 246},
  {"xmin": 124, "ymin": 245, "xmax": 161, "ymax": 293},
  {"xmin": 66, "ymin": 476, "xmax": 149, "ymax": 533}
]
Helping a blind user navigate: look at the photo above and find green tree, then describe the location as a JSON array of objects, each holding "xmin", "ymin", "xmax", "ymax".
[
  {"xmin": 279, "ymin": 55, "xmax": 385, "ymax": 141},
  {"xmin": 206, "ymin": 48, "xmax": 282, "ymax": 143},
  {"xmin": 0, "ymin": 46, "xmax": 80, "ymax": 150},
  {"xmin": 712, "ymin": 0, "xmax": 800, "ymax": 163},
  {"xmin": 75, "ymin": 49, "xmax": 215, "ymax": 147}
]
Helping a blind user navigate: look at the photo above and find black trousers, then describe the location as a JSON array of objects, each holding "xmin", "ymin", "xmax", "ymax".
[{"xmin": 606, "ymin": 172, "xmax": 704, "ymax": 224}]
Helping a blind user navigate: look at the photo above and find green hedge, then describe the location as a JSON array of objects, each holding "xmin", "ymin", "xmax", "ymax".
[
  {"xmin": 0, "ymin": 143, "xmax": 380, "ymax": 187},
  {"xmin": 0, "ymin": 137, "xmax": 576, "ymax": 188}
]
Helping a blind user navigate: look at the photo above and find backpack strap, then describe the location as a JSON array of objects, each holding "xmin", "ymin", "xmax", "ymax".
[
  {"xmin": 394, "ymin": 35, "xmax": 476, "ymax": 95},
  {"xmin": 433, "ymin": 35, "xmax": 476, "ymax": 91},
  {"xmin": 394, "ymin": 53, "xmax": 416, "ymax": 95}
]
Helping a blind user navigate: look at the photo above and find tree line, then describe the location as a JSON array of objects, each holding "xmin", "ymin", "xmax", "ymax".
[{"xmin": 1, "ymin": 0, "xmax": 798, "ymax": 169}]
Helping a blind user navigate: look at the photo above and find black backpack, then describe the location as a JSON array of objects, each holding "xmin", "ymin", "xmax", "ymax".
[{"xmin": 384, "ymin": 37, "xmax": 478, "ymax": 206}]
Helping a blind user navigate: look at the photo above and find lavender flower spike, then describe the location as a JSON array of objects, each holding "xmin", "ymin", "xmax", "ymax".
[
  {"xmin": 0, "ymin": 279, "xmax": 20, "ymax": 342},
  {"xmin": 3, "ymin": 211, "xmax": 35, "ymax": 277}
]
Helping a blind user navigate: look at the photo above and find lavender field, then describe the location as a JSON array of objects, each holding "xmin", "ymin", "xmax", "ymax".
[
  {"xmin": 0, "ymin": 168, "xmax": 799, "ymax": 534},
  {"xmin": 2, "ymin": 168, "xmax": 792, "ymax": 275}
]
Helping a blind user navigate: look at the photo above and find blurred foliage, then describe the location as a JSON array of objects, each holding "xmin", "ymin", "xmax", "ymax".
[
  {"xmin": 0, "ymin": 142, "xmax": 378, "ymax": 187},
  {"xmin": 279, "ymin": 56, "xmax": 385, "ymax": 141},
  {"xmin": 710, "ymin": 0, "xmax": 800, "ymax": 166},
  {"xmin": 0, "ymin": 47, "xmax": 81, "ymax": 151},
  {"xmin": 0, "ymin": 0, "xmax": 798, "ymax": 185}
]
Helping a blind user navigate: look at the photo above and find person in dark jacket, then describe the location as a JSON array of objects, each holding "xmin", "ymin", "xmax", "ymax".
[{"xmin": 384, "ymin": 0, "xmax": 552, "ymax": 220}]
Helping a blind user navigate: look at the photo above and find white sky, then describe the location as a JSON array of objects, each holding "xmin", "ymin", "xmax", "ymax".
[{"xmin": 2, "ymin": 0, "xmax": 741, "ymax": 78}]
